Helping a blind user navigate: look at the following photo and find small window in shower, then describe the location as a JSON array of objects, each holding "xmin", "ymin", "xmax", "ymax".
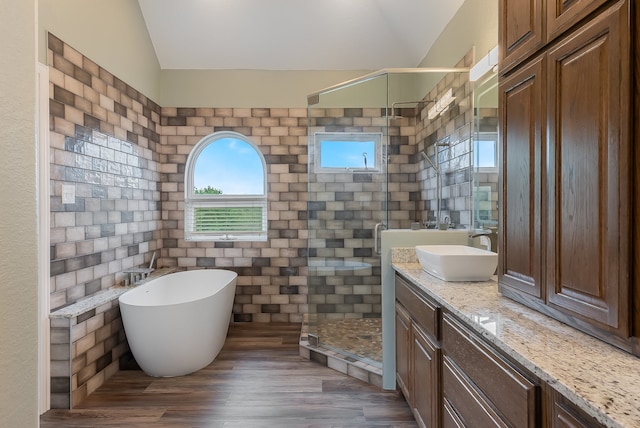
[
  {"xmin": 475, "ymin": 132, "xmax": 498, "ymax": 172},
  {"xmin": 314, "ymin": 132, "xmax": 383, "ymax": 173}
]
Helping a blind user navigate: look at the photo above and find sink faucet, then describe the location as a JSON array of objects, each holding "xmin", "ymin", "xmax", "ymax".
[{"xmin": 469, "ymin": 229, "xmax": 497, "ymax": 253}]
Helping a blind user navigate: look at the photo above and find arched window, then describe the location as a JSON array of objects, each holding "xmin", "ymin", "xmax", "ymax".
[{"xmin": 184, "ymin": 131, "xmax": 267, "ymax": 241}]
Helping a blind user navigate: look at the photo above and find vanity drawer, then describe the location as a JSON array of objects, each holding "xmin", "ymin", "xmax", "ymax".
[
  {"xmin": 443, "ymin": 357, "xmax": 507, "ymax": 427},
  {"xmin": 442, "ymin": 313, "xmax": 537, "ymax": 428},
  {"xmin": 395, "ymin": 275, "xmax": 439, "ymax": 340}
]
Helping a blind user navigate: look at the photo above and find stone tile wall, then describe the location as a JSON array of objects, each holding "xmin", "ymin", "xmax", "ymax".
[
  {"xmin": 47, "ymin": 32, "xmax": 161, "ymax": 408},
  {"xmin": 158, "ymin": 107, "xmax": 309, "ymax": 323},
  {"xmin": 48, "ymin": 33, "xmax": 162, "ymax": 311},
  {"xmin": 416, "ymin": 52, "xmax": 475, "ymax": 228},
  {"xmin": 49, "ymin": 300, "xmax": 127, "ymax": 408},
  {"xmin": 306, "ymin": 108, "xmax": 417, "ymax": 323}
]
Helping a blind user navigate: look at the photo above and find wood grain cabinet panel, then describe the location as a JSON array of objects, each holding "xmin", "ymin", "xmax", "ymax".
[
  {"xmin": 499, "ymin": 0, "xmax": 545, "ymax": 73},
  {"xmin": 395, "ymin": 276, "xmax": 441, "ymax": 428},
  {"xmin": 443, "ymin": 399, "xmax": 466, "ymax": 428},
  {"xmin": 546, "ymin": 0, "xmax": 611, "ymax": 41},
  {"xmin": 442, "ymin": 314, "xmax": 538, "ymax": 428},
  {"xmin": 553, "ymin": 403, "xmax": 599, "ymax": 428},
  {"xmin": 442, "ymin": 357, "xmax": 509, "ymax": 427},
  {"xmin": 548, "ymin": 389, "xmax": 605, "ymax": 428},
  {"xmin": 499, "ymin": 54, "xmax": 545, "ymax": 300},
  {"xmin": 499, "ymin": 0, "xmax": 635, "ymax": 351},
  {"xmin": 395, "ymin": 301, "xmax": 412, "ymax": 402},
  {"xmin": 396, "ymin": 275, "xmax": 439, "ymax": 339},
  {"xmin": 412, "ymin": 324, "xmax": 440, "ymax": 428},
  {"xmin": 545, "ymin": 0, "xmax": 631, "ymax": 337}
]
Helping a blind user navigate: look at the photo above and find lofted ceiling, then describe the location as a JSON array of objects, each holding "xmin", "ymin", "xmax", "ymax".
[{"xmin": 137, "ymin": 0, "xmax": 465, "ymax": 71}]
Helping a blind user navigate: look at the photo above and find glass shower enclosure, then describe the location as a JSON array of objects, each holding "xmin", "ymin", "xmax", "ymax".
[{"xmin": 306, "ymin": 68, "xmax": 470, "ymax": 375}]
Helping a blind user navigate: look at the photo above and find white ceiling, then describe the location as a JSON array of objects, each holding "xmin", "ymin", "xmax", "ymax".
[{"xmin": 137, "ymin": 0, "xmax": 465, "ymax": 71}]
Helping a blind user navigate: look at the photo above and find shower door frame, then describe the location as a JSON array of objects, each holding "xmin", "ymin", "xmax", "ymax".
[{"xmin": 306, "ymin": 67, "xmax": 471, "ymax": 389}]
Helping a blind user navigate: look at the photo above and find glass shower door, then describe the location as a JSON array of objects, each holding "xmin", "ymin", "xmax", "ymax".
[{"xmin": 307, "ymin": 73, "xmax": 389, "ymax": 366}]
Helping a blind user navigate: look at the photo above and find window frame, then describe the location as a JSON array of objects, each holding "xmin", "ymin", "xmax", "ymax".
[
  {"xmin": 184, "ymin": 131, "xmax": 268, "ymax": 242},
  {"xmin": 313, "ymin": 132, "xmax": 384, "ymax": 173},
  {"xmin": 474, "ymin": 131, "xmax": 499, "ymax": 173}
]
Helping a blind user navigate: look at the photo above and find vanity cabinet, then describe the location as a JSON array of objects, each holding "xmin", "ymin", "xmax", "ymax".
[
  {"xmin": 395, "ymin": 302, "xmax": 412, "ymax": 401},
  {"xmin": 547, "ymin": 388, "xmax": 603, "ymax": 428},
  {"xmin": 395, "ymin": 273, "xmax": 608, "ymax": 427},
  {"xmin": 395, "ymin": 275, "xmax": 441, "ymax": 428},
  {"xmin": 396, "ymin": 274, "xmax": 537, "ymax": 427},
  {"xmin": 442, "ymin": 314, "xmax": 538, "ymax": 427},
  {"xmin": 499, "ymin": 0, "xmax": 635, "ymax": 350}
]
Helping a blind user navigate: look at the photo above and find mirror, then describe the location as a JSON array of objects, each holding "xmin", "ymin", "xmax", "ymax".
[{"xmin": 473, "ymin": 73, "xmax": 499, "ymax": 233}]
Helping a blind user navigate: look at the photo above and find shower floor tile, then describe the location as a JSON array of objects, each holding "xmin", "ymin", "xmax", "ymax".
[{"xmin": 316, "ymin": 318, "xmax": 382, "ymax": 364}]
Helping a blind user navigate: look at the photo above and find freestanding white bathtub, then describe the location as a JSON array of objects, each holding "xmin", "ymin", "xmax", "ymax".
[{"xmin": 119, "ymin": 269, "xmax": 237, "ymax": 377}]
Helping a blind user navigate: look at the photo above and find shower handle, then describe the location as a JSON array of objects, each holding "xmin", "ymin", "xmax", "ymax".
[{"xmin": 374, "ymin": 222, "xmax": 387, "ymax": 255}]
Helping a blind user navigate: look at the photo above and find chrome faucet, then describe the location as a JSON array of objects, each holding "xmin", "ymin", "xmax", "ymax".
[{"xmin": 123, "ymin": 252, "xmax": 156, "ymax": 285}]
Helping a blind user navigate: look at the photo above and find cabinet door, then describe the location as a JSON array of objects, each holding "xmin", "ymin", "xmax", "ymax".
[
  {"xmin": 499, "ymin": 0, "xmax": 545, "ymax": 73},
  {"xmin": 412, "ymin": 324, "xmax": 440, "ymax": 428},
  {"xmin": 395, "ymin": 302, "xmax": 412, "ymax": 402},
  {"xmin": 546, "ymin": 0, "xmax": 610, "ymax": 42},
  {"xmin": 546, "ymin": 0, "xmax": 631, "ymax": 337},
  {"xmin": 499, "ymin": 54, "xmax": 545, "ymax": 300},
  {"xmin": 549, "ymin": 390, "xmax": 605, "ymax": 428}
]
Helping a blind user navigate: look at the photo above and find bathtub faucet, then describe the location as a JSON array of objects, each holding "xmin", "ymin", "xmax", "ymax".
[{"xmin": 123, "ymin": 267, "xmax": 154, "ymax": 286}]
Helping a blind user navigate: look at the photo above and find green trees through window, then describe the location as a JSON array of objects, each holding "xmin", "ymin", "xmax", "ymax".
[{"xmin": 185, "ymin": 132, "xmax": 267, "ymax": 241}]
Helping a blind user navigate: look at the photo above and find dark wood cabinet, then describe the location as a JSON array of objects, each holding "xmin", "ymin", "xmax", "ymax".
[
  {"xmin": 499, "ymin": 54, "xmax": 545, "ymax": 300},
  {"xmin": 545, "ymin": 0, "xmax": 631, "ymax": 337},
  {"xmin": 500, "ymin": 0, "xmax": 615, "ymax": 73},
  {"xmin": 499, "ymin": 0, "xmax": 636, "ymax": 351},
  {"xmin": 499, "ymin": 0, "xmax": 544, "ymax": 73},
  {"xmin": 412, "ymin": 324, "xmax": 440, "ymax": 428},
  {"xmin": 546, "ymin": 0, "xmax": 610, "ymax": 41},
  {"xmin": 442, "ymin": 314, "xmax": 538, "ymax": 428},
  {"xmin": 394, "ymin": 273, "xmax": 610, "ymax": 427},
  {"xmin": 395, "ymin": 276, "xmax": 441, "ymax": 428},
  {"xmin": 396, "ymin": 301, "xmax": 412, "ymax": 401},
  {"xmin": 547, "ymin": 388, "xmax": 604, "ymax": 428}
]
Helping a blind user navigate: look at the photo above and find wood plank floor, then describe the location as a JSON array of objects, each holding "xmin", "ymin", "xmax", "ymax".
[{"xmin": 41, "ymin": 323, "xmax": 417, "ymax": 427}]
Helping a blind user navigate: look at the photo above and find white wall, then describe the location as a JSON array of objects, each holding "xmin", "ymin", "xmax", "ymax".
[{"xmin": 0, "ymin": 0, "xmax": 40, "ymax": 425}]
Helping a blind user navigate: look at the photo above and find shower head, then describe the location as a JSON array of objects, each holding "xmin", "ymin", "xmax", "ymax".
[{"xmin": 420, "ymin": 150, "xmax": 440, "ymax": 173}]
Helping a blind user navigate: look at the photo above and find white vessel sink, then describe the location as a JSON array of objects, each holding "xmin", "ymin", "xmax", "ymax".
[{"xmin": 415, "ymin": 245, "xmax": 497, "ymax": 282}]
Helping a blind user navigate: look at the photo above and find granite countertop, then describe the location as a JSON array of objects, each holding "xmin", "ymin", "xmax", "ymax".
[{"xmin": 391, "ymin": 249, "xmax": 640, "ymax": 428}]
